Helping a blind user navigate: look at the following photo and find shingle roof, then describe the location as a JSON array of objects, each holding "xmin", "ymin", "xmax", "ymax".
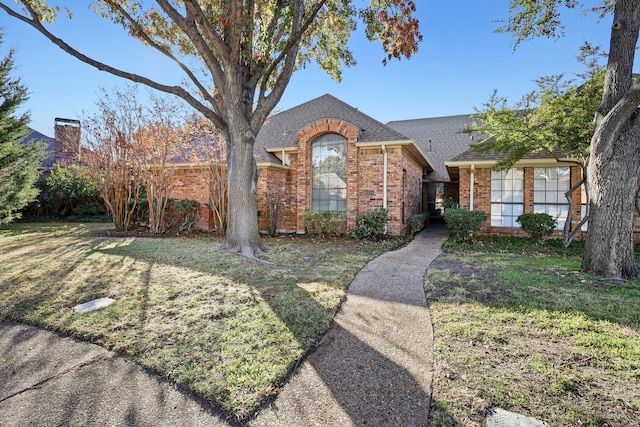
[
  {"xmin": 386, "ymin": 115, "xmax": 478, "ymax": 182},
  {"xmin": 20, "ymin": 128, "xmax": 55, "ymax": 169},
  {"xmin": 449, "ymin": 145, "xmax": 569, "ymax": 163},
  {"xmin": 254, "ymin": 94, "xmax": 412, "ymax": 163}
]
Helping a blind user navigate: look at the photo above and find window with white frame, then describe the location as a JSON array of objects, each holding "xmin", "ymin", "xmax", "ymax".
[
  {"xmin": 491, "ymin": 169, "xmax": 524, "ymax": 228},
  {"xmin": 533, "ymin": 167, "xmax": 570, "ymax": 230}
]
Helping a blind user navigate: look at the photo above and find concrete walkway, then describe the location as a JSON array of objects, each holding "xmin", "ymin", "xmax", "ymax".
[{"xmin": 0, "ymin": 225, "xmax": 448, "ymax": 427}]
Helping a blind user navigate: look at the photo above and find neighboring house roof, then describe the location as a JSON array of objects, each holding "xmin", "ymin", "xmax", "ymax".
[
  {"xmin": 254, "ymin": 94, "xmax": 420, "ymax": 164},
  {"xmin": 164, "ymin": 134, "xmax": 226, "ymax": 166},
  {"xmin": 20, "ymin": 127, "xmax": 55, "ymax": 169},
  {"xmin": 386, "ymin": 115, "xmax": 479, "ymax": 182}
]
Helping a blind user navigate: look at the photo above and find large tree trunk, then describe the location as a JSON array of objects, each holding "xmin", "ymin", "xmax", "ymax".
[
  {"xmin": 582, "ymin": 0, "xmax": 640, "ymax": 278},
  {"xmin": 219, "ymin": 123, "xmax": 268, "ymax": 258},
  {"xmin": 582, "ymin": 117, "xmax": 640, "ymax": 278}
]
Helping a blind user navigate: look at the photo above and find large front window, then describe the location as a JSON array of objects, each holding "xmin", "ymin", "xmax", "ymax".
[
  {"xmin": 312, "ymin": 133, "xmax": 347, "ymax": 212},
  {"xmin": 533, "ymin": 167, "xmax": 570, "ymax": 230},
  {"xmin": 491, "ymin": 169, "xmax": 524, "ymax": 228}
]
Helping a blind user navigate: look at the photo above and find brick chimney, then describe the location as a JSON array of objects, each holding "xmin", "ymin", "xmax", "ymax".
[{"xmin": 54, "ymin": 118, "xmax": 81, "ymax": 167}]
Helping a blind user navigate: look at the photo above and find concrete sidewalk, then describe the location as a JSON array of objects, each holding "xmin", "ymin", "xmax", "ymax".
[{"xmin": 0, "ymin": 225, "xmax": 448, "ymax": 427}]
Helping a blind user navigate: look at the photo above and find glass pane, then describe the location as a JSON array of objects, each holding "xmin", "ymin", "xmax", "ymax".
[
  {"xmin": 533, "ymin": 191, "xmax": 545, "ymax": 203},
  {"xmin": 513, "ymin": 204, "xmax": 524, "ymax": 217},
  {"xmin": 312, "ymin": 133, "xmax": 347, "ymax": 212},
  {"xmin": 534, "ymin": 168, "xmax": 548, "ymax": 180},
  {"xmin": 533, "ymin": 178, "xmax": 546, "ymax": 191},
  {"xmin": 557, "ymin": 168, "xmax": 570, "ymax": 189},
  {"xmin": 508, "ymin": 169, "xmax": 524, "ymax": 180},
  {"xmin": 491, "ymin": 170, "xmax": 504, "ymax": 180},
  {"xmin": 512, "ymin": 179, "xmax": 524, "ymax": 190},
  {"xmin": 512, "ymin": 191, "xmax": 524, "ymax": 203}
]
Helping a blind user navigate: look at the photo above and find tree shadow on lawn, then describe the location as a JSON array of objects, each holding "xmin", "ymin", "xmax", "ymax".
[
  {"xmin": 427, "ymin": 253, "xmax": 640, "ymax": 330},
  {"xmin": 424, "ymin": 252, "xmax": 640, "ymax": 426},
  {"xmin": 95, "ymin": 235, "xmax": 358, "ymax": 346},
  {"xmin": 0, "ymin": 234, "xmax": 127, "ymax": 323},
  {"xmin": 94, "ymin": 235, "xmax": 433, "ymax": 423}
]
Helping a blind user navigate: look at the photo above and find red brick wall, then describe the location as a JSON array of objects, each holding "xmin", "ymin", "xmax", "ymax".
[
  {"xmin": 54, "ymin": 120, "xmax": 81, "ymax": 167},
  {"xmin": 352, "ymin": 146, "xmax": 421, "ymax": 236},
  {"xmin": 443, "ymin": 183, "xmax": 458, "ymax": 203},
  {"xmin": 256, "ymin": 166, "xmax": 297, "ymax": 233},
  {"xmin": 357, "ymin": 147, "xmax": 385, "ymax": 215},
  {"xmin": 382, "ymin": 150, "xmax": 422, "ymax": 235},
  {"xmin": 455, "ymin": 165, "xmax": 640, "ymax": 242},
  {"xmin": 166, "ymin": 167, "xmax": 213, "ymax": 230}
]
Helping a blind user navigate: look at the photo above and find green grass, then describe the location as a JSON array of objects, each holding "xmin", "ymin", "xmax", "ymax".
[
  {"xmin": 426, "ymin": 242, "xmax": 640, "ymax": 427},
  {"xmin": 0, "ymin": 222, "xmax": 407, "ymax": 420}
]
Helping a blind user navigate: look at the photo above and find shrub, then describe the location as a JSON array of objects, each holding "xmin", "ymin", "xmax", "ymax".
[
  {"xmin": 517, "ymin": 212, "xmax": 556, "ymax": 245},
  {"xmin": 172, "ymin": 199, "xmax": 200, "ymax": 231},
  {"xmin": 409, "ymin": 213, "xmax": 428, "ymax": 234},
  {"xmin": 302, "ymin": 211, "xmax": 344, "ymax": 236},
  {"xmin": 443, "ymin": 208, "xmax": 487, "ymax": 243},
  {"xmin": 442, "ymin": 197, "xmax": 459, "ymax": 210},
  {"xmin": 29, "ymin": 165, "xmax": 103, "ymax": 219},
  {"xmin": 131, "ymin": 197, "xmax": 149, "ymax": 227},
  {"xmin": 349, "ymin": 208, "xmax": 388, "ymax": 240}
]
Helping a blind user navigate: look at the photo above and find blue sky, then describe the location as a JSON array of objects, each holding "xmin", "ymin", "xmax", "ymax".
[{"xmin": 1, "ymin": 1, "xmax": 631, "ymax": 137}]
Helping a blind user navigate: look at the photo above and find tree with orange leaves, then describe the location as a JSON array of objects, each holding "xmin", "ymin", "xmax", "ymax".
[{"xmin": 0, "ymin": 0, "xmax": 422, "ymax": 258}]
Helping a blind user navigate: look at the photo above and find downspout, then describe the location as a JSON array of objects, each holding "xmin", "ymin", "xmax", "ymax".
[
  {"xmin": 382, "ymin": 145, "xmax": 388, "ymax": 234},
  {"xmin": 382, "ymin": 145, "xmax": 388, "ymax": 210},
  {"xmin": 470, "ymin": 164, "xmax": 475, "ymax": 211}
]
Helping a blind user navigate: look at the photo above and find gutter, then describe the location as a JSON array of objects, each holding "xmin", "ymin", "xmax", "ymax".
[
  {"xmin": 382, "ymin": 144, "xmax": 388, "ymax": 210},
  {"xmin": 382, "ymin": 144, "xmax": 388, "ymax": 234},
  {"xmin": 470, "ymin": 164, "xmax": 475, "ymax": 210}
]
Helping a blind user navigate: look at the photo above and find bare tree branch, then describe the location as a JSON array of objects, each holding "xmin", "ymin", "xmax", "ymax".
[
  {"xmin": 102, "ymin": 0, "xmax": 218, "ymax": 114},
  {"xmin": 1, "ymin": 1, "xmax": 220, "ymax": 127},
  {"xmin": 253, "ymin": 0, "xmax": 327, "ymax": 130}
]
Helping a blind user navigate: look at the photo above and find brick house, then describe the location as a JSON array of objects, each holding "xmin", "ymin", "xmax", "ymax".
[
  {"xmin": 253, "ymin": 94, "xmax": 435, "ymax": 236},
  {"xmin": 163, "ymin": 93, "xmax": 640, "ymax": 240},
  {"xmin": 445, "ymin": 148, "xmax": 640, "ymax": 242},
  {"xmin": 20, "ymin": 96, "xmax": 640, "ymax": 240}
]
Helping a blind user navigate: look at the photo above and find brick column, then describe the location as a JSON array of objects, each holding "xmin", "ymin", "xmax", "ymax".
[{"xmin": 296, "ymin": 119, "xmax": 360, "ymax": 233}]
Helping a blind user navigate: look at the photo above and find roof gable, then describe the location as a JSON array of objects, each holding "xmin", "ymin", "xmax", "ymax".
[
  {"xmin": 254, "ymin": 94, "xmax": 411, "ymax": 163},
  {"xmin": 21, "ymin": 127, "xmax": 55, "ymax": 169}
]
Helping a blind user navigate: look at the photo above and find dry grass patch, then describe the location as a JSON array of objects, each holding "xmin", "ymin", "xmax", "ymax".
[
  {"xmin": 426, "ymin": 251, "xmax": 640, "ymax": 427},
  {"xmin": 0, "ymin": 222, "xmax": 407, "ymax": 420}
]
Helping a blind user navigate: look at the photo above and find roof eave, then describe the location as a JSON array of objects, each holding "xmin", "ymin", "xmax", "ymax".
[
  {"xmin": 444, "ymin": 157, "xmax": 581, "ymax": 168},
  {"xmin": 257, "ymin": 162, "xmax": 290, "ymax": 170},
  {"xmin": 356, "ymin": 139, "xmax": 434, "ymax": 171}
]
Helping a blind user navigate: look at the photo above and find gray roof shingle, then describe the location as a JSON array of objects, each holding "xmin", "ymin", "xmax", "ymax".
[
  {"xmin": 20, "ymin": 128, "xmax": 55, "ymax": 169},
  {"xmin": 254, "ymin": 94, "xmax": 412, "ymax": 163},
  {"xmin": 386, "ymin": 115, "xmax": 478, "ymax": 182},
  {"xmin": 449, "ymin": 145, "xmax": 569, "ymax": 163}
]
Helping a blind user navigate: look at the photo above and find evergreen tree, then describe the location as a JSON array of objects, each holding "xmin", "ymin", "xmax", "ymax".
[{"xmin": 0, "ymin": 31, "xmax": 45, "ymax": 224}]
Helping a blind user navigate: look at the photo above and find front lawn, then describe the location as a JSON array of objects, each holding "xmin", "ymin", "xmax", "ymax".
[
  {"xmin": 0, "ymin": 222, "xmax": 406, "ymax": 420},
  {"xmin": 427, "ymin": 238, "xmax": 640, "ymax": 427}
]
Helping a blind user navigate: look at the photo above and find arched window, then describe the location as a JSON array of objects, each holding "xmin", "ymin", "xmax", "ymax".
[{"xmin": 311, "ymin": 133, "xmax": 347, "ymax": 212}]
